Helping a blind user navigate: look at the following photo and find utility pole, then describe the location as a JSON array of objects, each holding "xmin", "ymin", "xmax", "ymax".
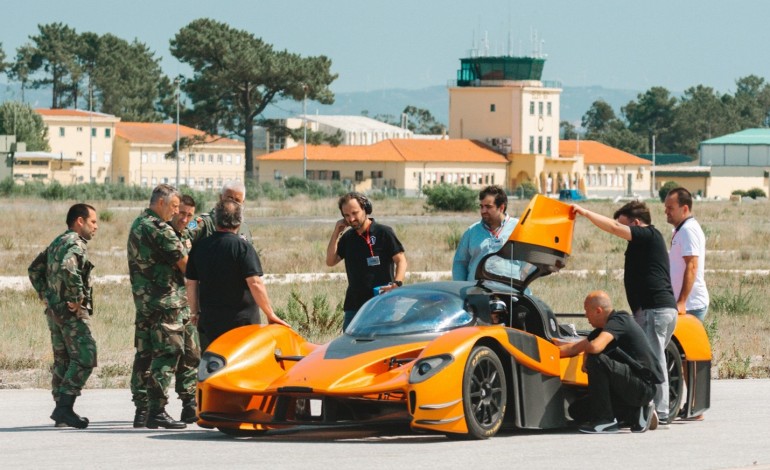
[
  {"xmin": 175, "ymin": 77, "xmax": 181, "ymax": 186},
  {"xmin": 302, "ymin": 83, "xmax": 308, "ymax": 179},
  {"xmin": 89, "ymin": 87, "xmax": 93, "ymax": 183},
  {"xmin": 651, "ymin": 134, "xmax": 656, "ymax": 198}
]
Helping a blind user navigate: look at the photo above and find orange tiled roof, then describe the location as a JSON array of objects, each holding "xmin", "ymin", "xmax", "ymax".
[
  {"xmin": 259, "ymin": 139, "xmax": 508, "ymax": 163},
  {"xmin": 116, "ymin": 122, "xmax": 242, "ymax": 146},
  {"xmin": 560, "ymin": 140, "xmax": 649, "ymax": 165},
  {"xmin": 36, "ymin": 108, "xmax": 116, "ymax": 119}
]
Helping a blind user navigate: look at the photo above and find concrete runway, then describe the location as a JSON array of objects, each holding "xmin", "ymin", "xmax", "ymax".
[{"xmin": 1, "ymin": 380, "xmax": 769, "ymax": 470}]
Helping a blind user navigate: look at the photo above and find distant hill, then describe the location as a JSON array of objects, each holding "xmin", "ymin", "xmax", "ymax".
[{"xmin": 1, "ymin": 81, "xmax": 642, "ymax": 129}]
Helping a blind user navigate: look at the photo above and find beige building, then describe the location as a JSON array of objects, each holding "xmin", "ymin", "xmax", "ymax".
[
  {"xmin": 561, "ymin": 140, "xmax": 652, "ymax": 198},
  {"xmin": 36, "ymin": 109, "xmax": 120, "ymax": 184},
  {"xmin": 114, "ymin": 123, "xmax": 245, "ymax": 188},
  {"xmin": 258, "ymin": 139, "xmax": 508, "ymax": 195},
  {"xmin": 448, "ymin": 55, "xmax": 577, "ymax": 193}
]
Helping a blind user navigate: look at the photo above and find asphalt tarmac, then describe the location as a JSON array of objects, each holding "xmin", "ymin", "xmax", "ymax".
[{"xmin": 1, "ymin": 380, "xmax": 769, "ymax": 470}]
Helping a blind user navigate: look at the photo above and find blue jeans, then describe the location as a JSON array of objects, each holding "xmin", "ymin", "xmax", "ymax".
[
  {"xmin": 633, "ymin": 307, "xmax": 677, "ymax": 421},
  {"xmin": 687, "ymin": 306, "xmax": 709, "ymax": 323}
]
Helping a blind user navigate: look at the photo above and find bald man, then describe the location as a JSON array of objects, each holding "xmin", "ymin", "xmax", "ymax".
[{"xmin": 560, "ymin": 291, "xmax": 664, "ymax": 433}]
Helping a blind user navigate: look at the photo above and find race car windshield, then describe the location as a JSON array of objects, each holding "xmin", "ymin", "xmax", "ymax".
[{"xmin": 347, "ymin": 290, "xmax": 473, "ymax": 337}]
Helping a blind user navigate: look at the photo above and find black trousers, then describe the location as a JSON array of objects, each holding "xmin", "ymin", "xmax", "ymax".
[{"xmin": 580, "ymin": 353, "xmax": 656, "ymax": 423}]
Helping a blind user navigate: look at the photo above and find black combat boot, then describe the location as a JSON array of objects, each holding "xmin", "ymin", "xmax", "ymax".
[
  {"xmin": 133, "ymin": 408, "xmax": 149, "ymax": 428},
  {"xmin": 180, "ymin": 399, "xmax": 198, "ymax": 424},
  {"xmin": 50, "ymin": 394, "xmax": 89, "ymax": 429},
  {"xmin": 146, "ymin": 409, "xmax": 187, "ymax": 429}
]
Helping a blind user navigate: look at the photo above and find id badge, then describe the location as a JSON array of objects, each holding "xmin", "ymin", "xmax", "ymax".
[{"xmin": 366, "ymin": 256, "xmax": 381, "ymax": 266}]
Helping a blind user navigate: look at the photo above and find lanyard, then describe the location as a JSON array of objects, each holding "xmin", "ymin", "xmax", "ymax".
[
  {"xmin": 486, "ymin": 215, "xmax": 509, "ymax": 239},
  {"xmin": 671, "ymin": 217, "xmax": 692, "ymax": 246},
  {"xmin": 357, "ymin": 227, "xmax": 375, "ymax": 257}
]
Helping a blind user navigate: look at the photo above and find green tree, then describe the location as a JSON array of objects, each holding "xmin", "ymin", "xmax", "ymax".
[
  {"xmin": 622, "ymin": 86, "xmax": 677, "ymax": 153},
  {"xmin": 560, "ymin": 120, "xmax": 578, "ymax": 140},
  {"xmin": 0, "ymin": 101, "xmax": 50, "ymax": 151},
  {"xmin": 581, "ymin": 100, "xmax": 618, "ymax": 136},
  {"xmin": 0, "ymin": 43, "xmax": 6, "ymax": 74},
  {"xmin": 7, "ymin": 44, "xmax": 40, "ymax": 103},
  {"xmin": 731, "ymin": 75, "xmax": 770, "ymax": 128},
  {"xmin": 170, "ymin": 18, "xmax": 337, "ymax": 179},
  {"xmin": 28, "ymin": 22, "xmax": 81, "ymax": 109},
  {"xmin": 402, "ymin": 106, "xmax": 445, "ymax": 134},
  {"xmin": 92, "ymin": 34, "xmax": 171, "ymax": 122},
  {"xmin": 670, "ymin": 85, "xmax": 734, "ymax": 157}
]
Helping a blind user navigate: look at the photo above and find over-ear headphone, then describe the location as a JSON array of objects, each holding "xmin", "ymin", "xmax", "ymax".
[{"xmin": 339, "ymin": 192, "xmax": 372, "ymax": 215}]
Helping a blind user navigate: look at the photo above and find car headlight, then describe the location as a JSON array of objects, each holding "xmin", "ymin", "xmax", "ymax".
[
  {"xmin": 409, "ymin": 354, "xmax": 454, "ymax": 384},
  {"xmin": 198, "ymin": 352, "xmax": 226, "ymax": 382}
]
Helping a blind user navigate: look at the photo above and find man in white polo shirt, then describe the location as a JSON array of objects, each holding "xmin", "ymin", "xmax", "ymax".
[{"xmin": 665, "ymin": 187, "xmax": 709, "ymax": 322}]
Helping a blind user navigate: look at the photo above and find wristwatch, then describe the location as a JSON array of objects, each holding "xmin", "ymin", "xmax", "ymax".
[{"xmin": 393, "ymin": 280, "xmax": 403, "ymax": 287}]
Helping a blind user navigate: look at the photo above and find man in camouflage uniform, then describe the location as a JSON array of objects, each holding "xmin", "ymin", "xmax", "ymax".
[
  {"xmin": 169, "ymin": 194, "xmax": 200, "ymax": 423},
  {"xmin": 28, "ymin": 203, "xmax": 98, "ymax": 429},
  {"xmin": 187, "ymin": 180, "xmax": 254, "ymax": 349},
  {"xmin": 127, "ymin": 184, "xmax": 187, "ymax": 430}
]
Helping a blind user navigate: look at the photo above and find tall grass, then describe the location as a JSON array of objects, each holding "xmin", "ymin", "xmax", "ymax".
[{"xmin": 1, "ymin": 196, "xmax": 769, "ymax": 388}]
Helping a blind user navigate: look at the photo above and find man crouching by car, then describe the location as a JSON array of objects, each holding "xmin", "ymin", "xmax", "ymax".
[{"xmin": 559, "ymin": 291, "xmax": 664, "ymax": 434}]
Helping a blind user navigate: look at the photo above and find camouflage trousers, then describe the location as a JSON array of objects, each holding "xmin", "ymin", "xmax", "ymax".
[
  {"xmin": 131, "ymin": 308, "xmax": 199, "ymax": 410},
  {"xmin": 45, "ymin": 306, "xmax": 97, "ymax": 400}
]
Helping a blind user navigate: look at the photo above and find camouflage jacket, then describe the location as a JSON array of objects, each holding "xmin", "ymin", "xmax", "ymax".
[
  {"xmin": 28, "ymin": 230, "xmax": 94, "ymax": 314},
  {"xmin": 188, "ymin": 207, "xmax": 253, "ymax": 246},
  {"xmin": 127, "ymin": 208, "xmax": 186, "ymax": 312},
  {"xmin": 172, "ymin": 225, "xmax": 194, "ymax": 292}
]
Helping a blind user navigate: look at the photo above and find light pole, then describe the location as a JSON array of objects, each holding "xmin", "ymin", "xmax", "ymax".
[
  {"xmin": 89, "ymin": 86, "xmax": 93, "ymax": 183},
  {"xmin": 175, "ymin": 77, "xmax": 181, "ymax": 186},
  {"xmin": 302, "ymin": 83, "xmax": 308, "ymax": 179},
  {"xmin": 651, "ymin": 134, "xmax": 656, "ymax": 198}
]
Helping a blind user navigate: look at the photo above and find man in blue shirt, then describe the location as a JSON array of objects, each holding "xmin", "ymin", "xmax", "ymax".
[{"xmin": 452, "ymin": 185, "xmax": 519, "ymax": 281}]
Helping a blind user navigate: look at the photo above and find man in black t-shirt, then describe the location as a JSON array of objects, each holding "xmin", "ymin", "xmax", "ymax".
[
  {"xmin": 326, "ymin": 192, "xmax": 407, "ymax": 330},
  {"xmin": 560, "ymin": 291, "xmax": 663, "ymax": 434},
  {"xmin": 186, "ymin": 200, "xmax": 289, "ymax": 350},
  {"xmin": 571, "ymin": 201, "xmax": 677, "ymax": 426}
]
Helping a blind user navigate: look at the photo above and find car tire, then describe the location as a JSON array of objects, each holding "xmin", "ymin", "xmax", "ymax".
[
  {"xmin": 460, "ymin": 346, "xmax": 507, "ymax": 439},
  {"xmin": 666, "ymin": 341, "xmax": 684, "ymax": 424}
]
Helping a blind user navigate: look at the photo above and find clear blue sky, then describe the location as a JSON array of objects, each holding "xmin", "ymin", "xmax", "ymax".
[{"xmin": 3, "ymin": 0, "xmax": 770, "ymax": 95}]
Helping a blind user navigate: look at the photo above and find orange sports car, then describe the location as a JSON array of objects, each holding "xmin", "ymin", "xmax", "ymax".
[{"xmin": 196, "ymin": 195, "xmax": 711, "ymax": 438}]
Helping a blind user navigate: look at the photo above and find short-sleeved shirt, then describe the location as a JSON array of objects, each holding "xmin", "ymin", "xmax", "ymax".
[
  {"xmin": 669, "ymin": 218, "xmax": 709, "ymax": 310},
  {"xmin": 186, "ymin": 231, "xmax": 263, "ymax": 337},
  {"xmin": 587, "ymin": 310, "xmax": 665, "ymax": 384},
  {"xmin": 624, "ymin": 225, "xmax": 677, "ymax": 312},
  {"xmin": 337, "ymin": 220, "xmax": 405, "ymax": 311},
  {"xmin": 127, "ymin": 208, "xmax": 186, "ymax": 312}
]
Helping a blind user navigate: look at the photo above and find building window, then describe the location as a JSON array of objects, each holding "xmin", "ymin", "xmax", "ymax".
[
  {"xmin": 91, "ymin": 128, "xmax": 96, "ymax": 137},
  {"xmin": 490, "ymin": 104, "xmax": 496, "ymax": 112},
  {"xmin": 332, "ymin": 171, "xmax": 340, "ymax": 180},
  {"xmin": 217, "ymin": 154, "xmax": 223, "ymax": 164},
  {"xmin": 151, "ymin": 153, "xmax": 157, "ymax": 163},
  {"xmin": 104, "ymin": 152, "xmax": 111, "ymax": 163},
  {"xmin": 235, "ymin": 155, "xmax": 241, "ymax": 164},
  {"xmin": 199, "ymin": 154, "xmax": 205, "ymax": 163},
  {"xmin": 189, "ymin": 177, "xmax": 196, "ymax": 187},
  {"xmin": 538, "ymin": 102, "xmax": 544, "ymax": 116},
  {"xmin": 538, "ymin": 136, "xmax": 543, "ymax": 154},
  {"xmin": 208, "ymin": 154, "xmax": 214, "ymax": 163},
  {"xmin": 189, "ymin": 153, "xmax": 195, "ymax": 163},
  {"xmin": 546, "ymin": 137, "xmax": 552, "ymax": 156},
  {"xmin": 141, "ymin": 153, "xmax": 148, "ymax": 163},
  {"xmin": 547, "ymin": 102, "xmax": 552, "ymax": 116},
  {"xmin": 225, "ymin": 154, "xmax": 232, "ymax": 164},
  {"xmin": 105, "ymin": 128, "xmax": 111, "ymax": 138},
  {"xmin": 529, "ymin": 136, "xmax": 535, "ymax": 154},
  {"xmin": 91, "ymin": 153, "xmax": 96, "ymax": 162},
  {"xmin": 355, "ymin": 171, "xmax": 364, "ymax": 182},
  {"xmin": 180, "ymin": 154, "xmax": 186, "ymax": 162},
  {"xmin": 77, "ymin": 127, "xmax": 83, "ymax": 132},
  {"xmin": 529, "ymin": 102, "xmax": 535, "ymax": 115},
  {"xmin": 319, "ymin": 170, "xmax": 328, "ymax": 180},
  {"xmin": 59, "ymin": 127, "xmax": 65, "ymax": 137}
]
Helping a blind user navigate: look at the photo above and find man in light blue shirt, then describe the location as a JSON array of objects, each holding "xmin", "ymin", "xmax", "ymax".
[{"xmin": 452, "ymin": 185, "xmax": 519, "ymax": 281}]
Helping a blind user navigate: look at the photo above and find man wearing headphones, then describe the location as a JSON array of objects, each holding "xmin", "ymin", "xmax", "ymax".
[{"xmin": 326, "ymin": 192, "xmax": 407, "ymax": 330}]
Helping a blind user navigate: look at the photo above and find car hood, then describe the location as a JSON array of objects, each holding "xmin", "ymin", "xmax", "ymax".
[{"xmin": 476, "ymin": 194, "xmax": 574, "ymax": 290}]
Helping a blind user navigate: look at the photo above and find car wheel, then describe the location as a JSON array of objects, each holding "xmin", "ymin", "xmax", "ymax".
[
  {"xmin": 217, "ymin": 426, "xmax": 267, "ymax": 437},
  {"xmin": 461, "ymin": 346, "xmax": 507, "ymax": 439},
  {"xmin": 666, "ymin": 341, "xmax": 684, "ymax": 424}
]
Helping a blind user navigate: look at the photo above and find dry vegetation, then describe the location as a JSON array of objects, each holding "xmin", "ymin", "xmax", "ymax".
[{"xmin": 1, "ymin": 195, "xmax": 768, "ymax": 389}]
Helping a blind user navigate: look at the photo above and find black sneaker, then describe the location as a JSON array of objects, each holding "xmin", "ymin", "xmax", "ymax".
[
  {"xmin": 630, "ymin": 402, "xmax": 654, "ymax": 433},
  {"xmin": 579, "ymin": 419, "xmax": 619, "ymax": 434}
]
